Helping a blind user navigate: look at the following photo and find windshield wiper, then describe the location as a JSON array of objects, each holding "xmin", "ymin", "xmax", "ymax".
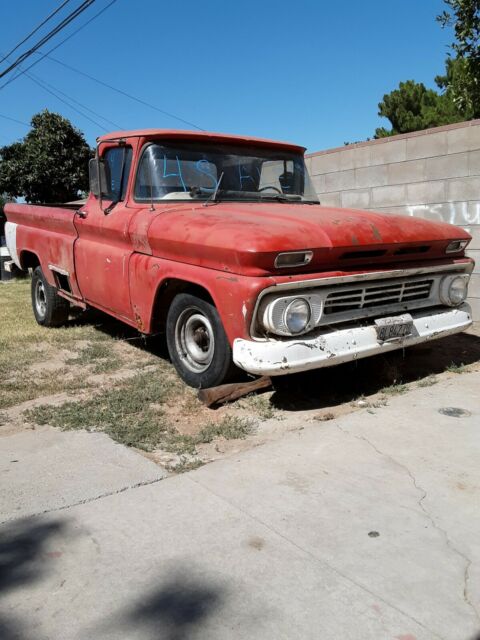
[
  {"xmin": 259, "ymin": 193, "xmax": 301, "ymax": 203},
  {"xmin": 202, "ymin": 172, "xmax": 224, "ymax": 207}
]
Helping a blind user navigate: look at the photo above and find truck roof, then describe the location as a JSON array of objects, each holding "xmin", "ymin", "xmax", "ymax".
[{"xmin": 96, "ymin": 129, "xmax": 306, "ymax": 153}]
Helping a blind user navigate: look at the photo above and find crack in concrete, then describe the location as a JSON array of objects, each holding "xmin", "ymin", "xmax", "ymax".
[
  {"xmin": 0, "ymin": 475, "xmax": 168, "ymax": 525},
  {"xmin": 189, "ymin": 475, "xmax": 445, "ymax": 640},
  {"xmin": 336, "ymin": 424, "xmax": 480, "ymax": 627}
]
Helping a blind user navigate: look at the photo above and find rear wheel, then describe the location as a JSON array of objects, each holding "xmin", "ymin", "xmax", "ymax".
[
  {"xmin": 31, "ymin": 266, "xmax": 70, "ymax": 327},
  {"xmin": 166, "ymin": 293, "xmax": 235, "ymax": 388}
]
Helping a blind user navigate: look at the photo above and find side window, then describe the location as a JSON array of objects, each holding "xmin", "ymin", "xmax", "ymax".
[{"xmin": 102, "ymin": 146, "xmax": 133, "ymax": 201}]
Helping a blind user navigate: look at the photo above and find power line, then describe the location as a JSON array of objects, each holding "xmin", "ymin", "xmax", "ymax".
[
  {"xmin": 2, "ymin": 61, "xmax": 118, "ymax": 132},
  {"xmin": 0, "ymin": 0, "xmax": 124, "ymax": 132},
  {"xmin": 26, "ymin": 52, "xmax": 205, "ymax": 131},
  {"xmin": 0, "ymin": 113, "xmax": 30, "ymax": 127},
  {"xmin": 0, "ymin": 0, "xmax": 118, "ymax": 91},
  {"xmin": 0, "ymin": 0, "xmax": 96, "ymax": 80},
  {"xmin": 0, "ymin": 42, "xmax": 123, "ymax": 132},
  {"xmin": 0, "ymin": 0, "xmax": 204, "ymax": 132},
  {"xmin": 24, "ymin": 73, "xmax": 116, "ymax": 132},
  {"xmin": 31, "ymin": 73, "xmax": 123, "ymax": 130},
  {"xmin": 0, "ymin": 0, "xmax": 73, "ymax": 65}
]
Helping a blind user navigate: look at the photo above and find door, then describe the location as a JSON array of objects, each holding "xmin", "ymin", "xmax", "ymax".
[{"xmin": 74, "ymin": 144, "xmax": 135, "ymax": 320}]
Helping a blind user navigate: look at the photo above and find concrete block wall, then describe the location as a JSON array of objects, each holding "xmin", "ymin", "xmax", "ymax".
[{"xmin": 305, "ymin": 120, "xmax": 480, "ymax": 319}]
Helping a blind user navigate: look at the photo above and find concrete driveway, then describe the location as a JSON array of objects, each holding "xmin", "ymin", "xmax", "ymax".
[{"xmin": 1, "ymin": 372, "xmax": 479, "ymax": 640}]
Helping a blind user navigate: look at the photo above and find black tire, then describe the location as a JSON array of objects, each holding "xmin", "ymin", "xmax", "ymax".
[
  {"xmin": 31, "ymin": 266, "xmax": 70, "ymax": 327},
  {"xmin": 166, "ymin": 293, "xmax": 236, "ymax": 388}
]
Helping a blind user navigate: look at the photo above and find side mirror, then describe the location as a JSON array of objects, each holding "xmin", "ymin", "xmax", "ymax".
[{"xmin": 89, "ymin": 158, "xmax": 109, "ymax": 198}]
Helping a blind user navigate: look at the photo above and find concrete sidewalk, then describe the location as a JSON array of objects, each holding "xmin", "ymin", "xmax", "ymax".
[{"xmin": 1, "ymin": 373, "xmax": 479, "ymax": 640}]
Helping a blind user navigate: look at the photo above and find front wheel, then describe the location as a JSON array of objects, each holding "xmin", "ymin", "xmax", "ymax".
[
  {"xmin": 31, "ymin": 266, "xmax": 70, "ymax": 327},
  {"xmin": 166, "ymin": 293, "xmax": 236, "ymax": 388}
]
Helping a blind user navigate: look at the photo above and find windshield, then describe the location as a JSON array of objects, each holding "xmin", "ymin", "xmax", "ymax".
[{"xmin": 134, "ymin": 142, "xmax": 319, "ymax": 203}]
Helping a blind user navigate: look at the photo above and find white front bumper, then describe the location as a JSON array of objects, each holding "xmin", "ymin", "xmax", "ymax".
[{"xmin": 233, "ymin": 305, "xmax": 472, "ymax": 376}]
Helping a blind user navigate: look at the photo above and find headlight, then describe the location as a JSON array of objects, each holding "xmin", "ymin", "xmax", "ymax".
[
  {"xmin": 259, "ymin": 292, "xmax": 322, "ymax": 336},
  {"xmin": 440, "ymin": 275, "xmax": 469, "ymax": 306},
  {"xmin": 284, "ymin": 298, "xmax": 311, "ymax": 334}
]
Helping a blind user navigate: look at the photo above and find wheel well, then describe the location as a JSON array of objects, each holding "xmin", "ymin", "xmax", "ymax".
[
  {"xmin": 151, "ymin": 279, "xmax": 214, "ymax": 333},
  {"xmin": 19, "ymin": 251, "xmax": 40, "ymax": 271}
]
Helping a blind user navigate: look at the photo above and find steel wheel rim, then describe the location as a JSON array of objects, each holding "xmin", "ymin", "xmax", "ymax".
[
  {"xmin": 35, "ymin": 280, "xmax": 47, "ymax": 318},
  {"xmin": 175, "ymin": 308, "xmax": 215, "ymax": 373}
]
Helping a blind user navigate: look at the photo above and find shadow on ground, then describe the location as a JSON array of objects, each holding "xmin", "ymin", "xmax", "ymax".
[
  {"xmin": 270, "ymin": 331, "xmax": 480, "ymax": 411},
  {"xmin": 0, "ymin": 518, "xmax": 66, "ymax": 639},
  {"xmin": 67, "ymin": 307, "xmax": 170, "ymax": 358},
  {"xmin": 95, "ymin": 570, "xmax": 225, "ymax": 640},
  {"xmin": 66, "ymin": 309, "xmax": 480, "ymax": 412}
]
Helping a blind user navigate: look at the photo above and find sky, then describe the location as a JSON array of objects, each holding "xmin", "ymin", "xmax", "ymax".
[{"xmin": 0, "ymin": 0, "xmax": 454, "ymax": 154}]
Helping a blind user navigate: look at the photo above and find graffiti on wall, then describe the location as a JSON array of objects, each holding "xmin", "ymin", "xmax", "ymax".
[{"xmin": 407, "ymin": 202, "xmax": 480, "ymax": 226}]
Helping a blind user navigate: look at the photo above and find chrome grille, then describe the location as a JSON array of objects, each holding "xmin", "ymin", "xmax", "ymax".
[{"xmin": 324, "ymin": 279, "xmax": 433, "ymax": 315}]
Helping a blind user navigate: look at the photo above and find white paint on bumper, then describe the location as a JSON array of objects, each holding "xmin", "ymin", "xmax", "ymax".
[{"xmin": 233, "ymin": 305, "xmax": 472, "ymax": 376}]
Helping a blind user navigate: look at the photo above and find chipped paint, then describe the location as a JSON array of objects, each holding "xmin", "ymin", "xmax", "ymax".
[{"xmin": 233, "ymin": 306, "xmax": 472, "ymax": 376}]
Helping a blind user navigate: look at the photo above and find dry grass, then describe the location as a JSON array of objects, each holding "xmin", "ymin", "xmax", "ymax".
[
  {"xmin": 446, "ymin": 362, "xmax": 467, "ymax": 374},
  {"xmin": 0, "ymin": 280, "xmax": 126, "ymax": 408},
  {"xmin": 417, "ymin": 375, "xmax": 438, "ymax": 388},
  {"xmin": 2, "ymin": 280, "xmax": 257, "ymax": 461},
  {"xmin": 25, "ymin": 372, "xmax": 256, "ymax": 453}
]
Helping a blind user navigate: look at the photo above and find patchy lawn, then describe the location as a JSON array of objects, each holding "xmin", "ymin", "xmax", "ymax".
[
  {"xmin": 0, "ymin": 280, "xmax": 260, "ymax": 470},
  {"xmin": 2, "ymin": 278, "xmax": 480, "ymax": 473}
]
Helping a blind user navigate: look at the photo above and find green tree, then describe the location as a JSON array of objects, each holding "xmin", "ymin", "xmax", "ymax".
[
  {"xmin": 374, "ymin": 1, "xmax": 479, "ymax": 138},
  {"xmin": 437, "ymin": 0, "xmax": 480, "ymax": 117},
  {"xmin": 374, "ymin": 79, "xmax": 464, "ymax": 138},
  {"xmin": 0, "ymin": 110, "xmax": 92, "ymax": 203}
]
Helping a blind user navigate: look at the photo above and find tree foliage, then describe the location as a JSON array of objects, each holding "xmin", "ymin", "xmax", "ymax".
[
  {"xmin": 375, "ymin": 79, "xmax": 465, "ymax": 138},
  {"xmin": 0, "ymin": 110, "xmax": 92, "ymax": 203},
  {"xmin": 375, "ymin": 0, "xmax": 479, "ymax": 137},
  {"xmin": 437, "ymin": 0, "xmax": 480, "ymax": 116}
]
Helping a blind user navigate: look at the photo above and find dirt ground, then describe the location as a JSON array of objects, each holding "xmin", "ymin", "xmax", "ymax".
[{"xmin": 2, "ymin": 278, "xmax": 480, "ymax": 472}]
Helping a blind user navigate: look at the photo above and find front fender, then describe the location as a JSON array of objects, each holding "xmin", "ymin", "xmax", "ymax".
[{"xmin": 128, "ymin": 253, "xmax": 274, "ymax": 342}]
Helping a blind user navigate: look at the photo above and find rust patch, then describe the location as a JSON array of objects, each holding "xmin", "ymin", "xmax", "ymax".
[
  {"xmin": 370, "ymin": 224, "xmax": 382, "ymax": 241},
  {"xmin": 133, "ymin": 308, "xmax": 145, "ymax": 332},
  {"xmin": 351, "ymin": 234, "xmax": 360, "ymax": 245}
]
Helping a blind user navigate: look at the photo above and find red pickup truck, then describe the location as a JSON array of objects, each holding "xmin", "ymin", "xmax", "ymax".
[{"xmin": 5, "ymin": 129, "xmax": 474, "ymax": 388}]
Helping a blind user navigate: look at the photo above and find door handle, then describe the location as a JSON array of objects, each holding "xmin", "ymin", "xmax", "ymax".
[{"xmin": 77, "ymin": 210, "xmax": 88, "ymax": 219}]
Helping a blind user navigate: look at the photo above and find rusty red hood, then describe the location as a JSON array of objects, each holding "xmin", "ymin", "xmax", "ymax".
[{"xmin": 145, "ymin": 202, "xmax": 471, "ymax": 276}]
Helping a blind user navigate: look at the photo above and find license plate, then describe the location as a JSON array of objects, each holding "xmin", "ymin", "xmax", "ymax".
[{"xmin": 374, "ymin": 314, "xmax": 413, "ymax": 342}]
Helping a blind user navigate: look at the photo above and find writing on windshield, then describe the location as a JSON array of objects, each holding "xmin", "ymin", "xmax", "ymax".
[{"xmin": 134, "ymin": 142, "xmax": 318, "ymax": 203}]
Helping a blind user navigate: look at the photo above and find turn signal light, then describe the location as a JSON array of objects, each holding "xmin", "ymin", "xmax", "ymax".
[{"xmin": 274, "ymin": 251, "xmax": 313, "ymax": 268}]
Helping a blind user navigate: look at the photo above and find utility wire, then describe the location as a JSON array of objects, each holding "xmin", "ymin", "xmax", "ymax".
[
  {"xmin": 0, "ymin": 0, "xmax": 95, "ymax": 80},
  {"xmin": 0, "ymin": 47, "xmax": 122, "ymax": 132},
  {"xmin": 0, "ymin": 0, "xmax": 204, "ymax": 132},
  {"xmin": 24, "ymin": 52, "xmax": 205, "ymax": 131},
  {"xmin": 0, "ymin": 113, "xmax": 30, "ymax": 127},
  {"xmin": 0, "ymin": 0, "xmax": 73, "ymax": 65},
  {"xmin": 25, "ymin": 73, "xmax": 117, "ymax": 132},
  {"xmin": 0, "ymin": 0, "xmax": 117, "ymax": 91},
  {"xmin": 0, "ymin": 0, "xmax": 123, "ymax": 132}
]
